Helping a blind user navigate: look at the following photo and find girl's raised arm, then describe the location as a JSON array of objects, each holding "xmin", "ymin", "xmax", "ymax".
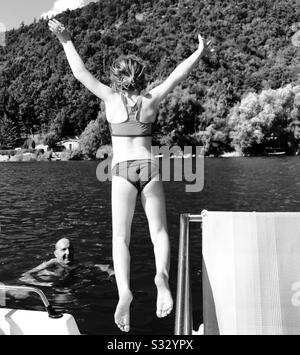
[
  {"xmin": 149, "ymin": 35, "xmax": 213, "ymax": 103},
  {"xmin": 48, "ymin": 19, "xmax": 114, "ymax": 102}
]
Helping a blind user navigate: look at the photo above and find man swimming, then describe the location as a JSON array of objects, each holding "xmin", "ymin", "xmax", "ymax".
[{"xmin": 20, "ymin": 238, "xmax": 114, "ymax": 287}]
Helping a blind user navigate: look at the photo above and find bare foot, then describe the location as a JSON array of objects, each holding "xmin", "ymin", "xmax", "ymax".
[
  {"xmin": 155, "ymin": 274, "xmax": 173, "ymax": 318},
  {"xmin": 114, "ymin": 290, "xmax": 133, "ymax": 332}
]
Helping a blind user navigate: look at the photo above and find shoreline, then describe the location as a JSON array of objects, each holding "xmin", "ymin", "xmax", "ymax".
[
  {"xmin": 0, "ymin": 152, "xmax": 297, "ymax": 162},
  {"xmin": 1, "ymin": 146, "xmax": 298, "ymax": 163}
]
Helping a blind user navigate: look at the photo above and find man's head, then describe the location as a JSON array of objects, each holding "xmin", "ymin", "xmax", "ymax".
[{"xmin": 54, "ymin": 238, "xmax": 74, "ymax": 266}]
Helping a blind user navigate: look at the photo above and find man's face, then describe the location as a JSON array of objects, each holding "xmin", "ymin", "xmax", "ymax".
[{"xmin": 54, "ymin": 239, "xmax": 74, "ymax": 266}]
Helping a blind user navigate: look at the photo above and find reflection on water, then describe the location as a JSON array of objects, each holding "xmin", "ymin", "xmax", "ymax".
[{"xmin": 0, "ymin": 158, "xmax": 300, "ymax": 334}]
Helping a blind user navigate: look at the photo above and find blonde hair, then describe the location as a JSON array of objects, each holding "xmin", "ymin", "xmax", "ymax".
[{"xmin": 110, "ymin": 55, "xmax": 146, "ymax": 92}]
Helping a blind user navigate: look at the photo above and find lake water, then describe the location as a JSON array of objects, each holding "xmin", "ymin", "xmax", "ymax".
[{"xmin": 0, "ymin": 157, "xmax": 299, "ymax": 334}]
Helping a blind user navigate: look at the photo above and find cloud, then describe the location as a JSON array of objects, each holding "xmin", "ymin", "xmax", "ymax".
[{"xmin": 41, "ymin": 0, "xmax": 86, "ymax": 19}]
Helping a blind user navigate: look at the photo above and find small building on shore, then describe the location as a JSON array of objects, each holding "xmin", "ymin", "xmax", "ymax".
[
  {"xmin": 35, "ymin": 144, "xmax": 49, "ymax": 153},
  {"xmin": 58, "ymin": 138, "xmax": 81, "ymax": 151}
]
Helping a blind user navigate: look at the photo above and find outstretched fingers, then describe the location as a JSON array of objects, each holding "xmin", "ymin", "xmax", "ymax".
[
  {"xmin": 198, "ymin": 34, "xmax": 215, "ymax": 53},
  {"xmin": 48, "ymin": 19, "xmax": 65, "ymax": 34},
  {"xmin": 206, "ymin": 39, "xmax": 215, "ymax": 53},
  {"xmin": 51, "ymin": 18, "xmax": 64, "ymax": 27}
]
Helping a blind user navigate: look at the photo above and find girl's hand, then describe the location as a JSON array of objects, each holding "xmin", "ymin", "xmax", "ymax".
[
  {"xmin": 48, "ymin": 19, "xmax": 71, "ymax": 43},
  {"xmin": 198, "ymin": 34, "xmax": 214, "ymax": 56}
]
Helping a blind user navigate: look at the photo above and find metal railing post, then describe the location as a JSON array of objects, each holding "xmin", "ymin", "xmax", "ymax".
[
  {"xmin": 174, "ymin": 214, "xmax": 202, "ymax": 335},
  {"xmin": 175, "ymin": 214, "xmax": 192, "ymax": 335}
]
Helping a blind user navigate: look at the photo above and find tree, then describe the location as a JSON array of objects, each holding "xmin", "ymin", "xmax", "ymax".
[
  {"xmin": 44, "ymin": 131, "xmax": 60, "ymax": 148},
  {"xmin": 0, "ymin": 114, "xmax": 21, "ymax": 149},
  {"xmin": 79, "ymin": 111, "xmax": 110, "ymax": 159},
  {"xmin": 229, "ymin": 84, "xmax": 300, "ymax": 155},
  {"xmin": 154, "ymin": 86, "xmax": 202, "ymax": 147}
]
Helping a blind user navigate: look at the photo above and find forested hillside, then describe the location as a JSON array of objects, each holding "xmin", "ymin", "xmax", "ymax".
[{"xmin": 0, "ymin": 0, "xmax": 299, "ymax": 155}]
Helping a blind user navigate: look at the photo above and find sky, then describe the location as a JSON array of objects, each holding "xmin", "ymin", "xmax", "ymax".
[{"xmin": 0, "ymin": 0, "xmax": 98, "ymax": 30}]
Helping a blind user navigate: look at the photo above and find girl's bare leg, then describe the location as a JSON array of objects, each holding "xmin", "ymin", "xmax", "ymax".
[
  {"xmin": 112, "ymin": 175, "xmax": 138, "ymax": 332},
  {"xmin": 141, "ymin": 180, "xmax": 173, "ymax": 318}
]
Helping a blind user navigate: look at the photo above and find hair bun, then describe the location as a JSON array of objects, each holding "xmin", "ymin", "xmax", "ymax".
[{"xmin": 110, "ymin": 55, "xmax": 146, "ymax": 92}]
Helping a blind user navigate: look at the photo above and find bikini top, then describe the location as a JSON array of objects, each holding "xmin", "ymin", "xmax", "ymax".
[{"xmin": 109, "ymin": 94, "xmax": 152, "ymax": 137}]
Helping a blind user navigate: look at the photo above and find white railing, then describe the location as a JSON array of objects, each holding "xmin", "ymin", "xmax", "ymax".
[{"xmin": 0, "ymin": 285, "xmax": 63, "ymax": 319}]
